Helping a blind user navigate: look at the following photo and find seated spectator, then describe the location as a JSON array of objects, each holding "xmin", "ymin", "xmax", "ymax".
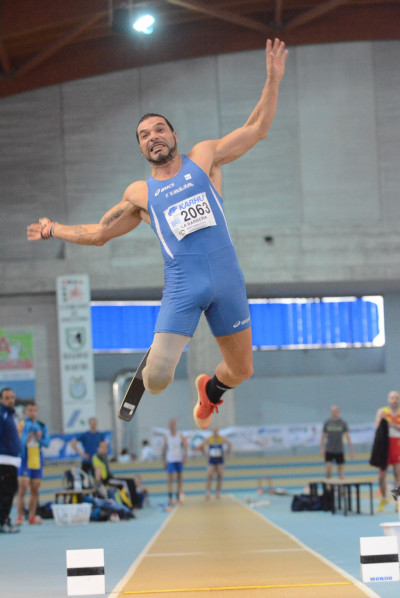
[
  {"xmin": 139, "ymin": 439, "xmax": 155, "ymax": 462},
  {"xmin": 117, "ymin": 448, "xmax": 132, "ymax": 463},
  {"xmin": 92, "ymin": 441, "xmax": 139, "ymax": 511}
]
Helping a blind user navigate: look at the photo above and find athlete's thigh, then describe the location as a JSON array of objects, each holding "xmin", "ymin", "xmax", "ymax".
[
  {"xmin": 215, "ymin": 327, "xmax": 253, "ymax": 371},
  {"xmin": 30, "ymin": 477, "xmax": 42, "ymax": 491},
  {"xmin": 155, "ymin": 265, "xmax": 206, "ymax": 336},
  {"xmin": 148, "ymin": 332, "xmax": 190, "ymax": 369},
  {"xmin": 18, "ymin": 477, "xmax": 29, "ymax": 492},
  {"xmin": 393, "ymin": 462, "xmax": 400, "ymax": 480},
  {"xmin": 215, "ymin": 463, "xmax": 224, "ymax": 476},
  {"xmin": 207, "ymin": 464, "xmax": 216, "ymax": 476},
  {"xmin": 205, "ymin": 246, "xmax": 250, "ymax": 337},
  {"xmin": 205, "ymin": 282, "xmax": 250, "ymax": 338}
]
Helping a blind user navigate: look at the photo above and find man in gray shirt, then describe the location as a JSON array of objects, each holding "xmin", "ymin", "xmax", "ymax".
[{"xmin": 320, "ymin": 405, "xmax": 354, "ymax": 479}]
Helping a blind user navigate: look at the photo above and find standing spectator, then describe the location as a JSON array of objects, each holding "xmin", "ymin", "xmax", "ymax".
[
  {"xmin": 162, "ymin": 419, "xmax": 188, "ymax": 506},
  {"xmin": 16, "ymin": 402, "xmax": 50, "ymax": 525},
  {"xmin": 374, "ymin": 390, "xmax": 400, "ymax": 512},
  {"xmin": 320, "ymin": 405, "xmax": 354, "ymax": 480},
  {"xmin": 71, "ymin": 417, "xmax": 105, "ymax": 476},
  {"xmin": 200, "ymin": 427, "xmax": 232, "ymax": 499},
  {"xmin": 0, "ymin": 387, "xmax": 21, "ymax": 533},
  {"xmin": 139, "ymin": 439, "xmax": 154, "ymax": 462}
]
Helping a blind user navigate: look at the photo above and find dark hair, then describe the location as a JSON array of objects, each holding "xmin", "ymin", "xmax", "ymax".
[
  {"xmin": 0, "ymin": 387, "xmax": 13, "ymax": 398},
  {"xmin": 136, "ymin": 113, "xmax": 174, "ymax": 143}
]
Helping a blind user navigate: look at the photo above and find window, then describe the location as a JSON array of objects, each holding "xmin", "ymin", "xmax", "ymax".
[
  {"xmin": 91, "ymin": 296, "xmax": 384, "ymax": 352},
  {"xmin": 249, "ymin": 296, "xmax": 384, "ymax": 350}
]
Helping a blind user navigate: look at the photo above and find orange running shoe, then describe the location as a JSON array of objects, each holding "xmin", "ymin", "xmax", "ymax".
[{"xmin": 193, "ymin": 374, "xmax": 223, "ymax": 430}]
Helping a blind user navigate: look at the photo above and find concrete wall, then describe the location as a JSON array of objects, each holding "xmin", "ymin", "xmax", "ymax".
[{"xmin": 1, "ymin": 41, "xmax": 400, "ymax": 295}]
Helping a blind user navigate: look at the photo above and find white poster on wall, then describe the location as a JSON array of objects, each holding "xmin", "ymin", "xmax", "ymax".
[{"xmin": 56, "ymin": 275, "xmax": 96, "ymax": 433}]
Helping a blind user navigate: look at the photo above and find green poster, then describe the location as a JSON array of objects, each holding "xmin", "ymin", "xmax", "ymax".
[{"xmin": 0, "ymin": 329, "xmax": 35, "ymax": 399}]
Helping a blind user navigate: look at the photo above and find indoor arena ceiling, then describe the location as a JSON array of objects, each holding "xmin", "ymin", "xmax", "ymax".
[{"xmin": 0, "ymin": 0, "xmax": 399, "ymax": 98}]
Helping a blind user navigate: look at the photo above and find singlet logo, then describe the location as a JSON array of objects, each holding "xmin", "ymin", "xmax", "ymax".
[
  {"xmin": 233, "ymin": 317, "xmax": 250, "ymax": 328},
  {"xmin": 155, "ymin": 183, "xmax": 175, "ymax": 197},
  {"xmin": 166, "ymin": 182, "xmax": 194, "ymax": 198}
]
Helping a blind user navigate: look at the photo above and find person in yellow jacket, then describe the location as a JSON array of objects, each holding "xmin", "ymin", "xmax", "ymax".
[{"xmin": 92, "ymin": 440, "xmax": 138, "ymax": 510}]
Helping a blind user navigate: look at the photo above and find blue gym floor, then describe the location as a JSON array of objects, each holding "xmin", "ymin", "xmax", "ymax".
[{"xmin": 1, "ymin": 492, "xmax": 399, "ymax": 598}]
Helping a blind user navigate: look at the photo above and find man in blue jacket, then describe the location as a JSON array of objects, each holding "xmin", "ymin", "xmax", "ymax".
[
  {"xmin": 16, "ymin": 402, "xmax": 50, "ymax": 525},
  {"xmin": 0, "ymin": 387, "xmax": 21, "ymax": 533},
  {"xmin": 71, "ymin": 417, "xmax": 106, "ymax": 476}
]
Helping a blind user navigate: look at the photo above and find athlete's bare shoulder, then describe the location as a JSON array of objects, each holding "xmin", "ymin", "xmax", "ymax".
[
  {"xmin": 123, "ymin": 180, "xmax": 148, "ymax": 210},
  {"xmin": 188, "ymin": 140, "xmax": 217, "ymax": 171},
  {"xmin": 188, "ymin": 140, "xmax": 222, "ymax": 191},
  {"xmin": 121, "ymin": 180, "xmax": 151, "ymax": 225}
]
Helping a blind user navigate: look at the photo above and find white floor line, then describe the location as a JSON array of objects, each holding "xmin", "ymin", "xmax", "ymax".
[
  {"xmin": 107, "ymin": 506, "xmax": 178, "ymax": 597},
  {"xmin": 231, "ymin": 494, "xmax": 382, "ymax": 598}
]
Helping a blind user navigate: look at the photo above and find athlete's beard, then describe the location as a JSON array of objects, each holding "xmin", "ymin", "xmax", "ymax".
[{"xmin": 147, "ymin": 140, "xmax": 177, "ymax": 167}]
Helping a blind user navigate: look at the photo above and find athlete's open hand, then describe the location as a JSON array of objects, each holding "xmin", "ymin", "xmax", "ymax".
[
  {"xmin": 27, "ymin": 217, "xmax": 53, "ymax": 241},
  {"xmin": 266, "ymin": 38, "xmax": 289, "ymax": 83}
]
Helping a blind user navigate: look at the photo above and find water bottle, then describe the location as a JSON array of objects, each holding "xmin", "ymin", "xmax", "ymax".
[{"xmin": 73, "ymin": 467, "xmax": 82, "ymax": 491}]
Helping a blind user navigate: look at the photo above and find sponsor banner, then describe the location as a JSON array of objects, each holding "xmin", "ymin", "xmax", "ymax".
[
  {"xmin": 152, "ymin": 425, "xmax": 289, "ymax": 458},
  {"xmin": 151, "ymin": 422, "xmax": 374, "ymax": 458},
  {"xmin": 287, "ymin": 423, "xmax": 322, "ymax": 447},
  {"xmin": 57, "ymin": 275, "xmax": 96, "ymax": 433},
  {"xmin": 348, "ymin": 423, "xmax": 375, "ymax": 445},
  {"xmin": 0, "ymin": 328, "xmax": 35, "ymax": 398},
  {"xmin": 42, "ymin": 431, "xmax": 112, "ymax": 461}
]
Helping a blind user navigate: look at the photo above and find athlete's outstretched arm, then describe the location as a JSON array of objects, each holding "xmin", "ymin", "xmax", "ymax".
[
  {"xmin": 191, "ymin": 38, "xmax": 288, "ymax": 170},
  {"xmin": 27, "ymin": 184, "xmax": 145, "ymax": 245}
]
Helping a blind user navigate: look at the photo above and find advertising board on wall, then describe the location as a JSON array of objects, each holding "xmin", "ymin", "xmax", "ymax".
[
  {"xmin": 0, "ymin": 328, "xmax": 35, "ymax": 399},
  {"xmin": 56, "ymin": 275, "xmax": 96, "ymax": 433}
]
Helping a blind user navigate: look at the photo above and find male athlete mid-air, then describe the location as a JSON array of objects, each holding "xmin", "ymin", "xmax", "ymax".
[{"xmin": 27, "ymin": 39, "xmax": 289, "ymax": 429}]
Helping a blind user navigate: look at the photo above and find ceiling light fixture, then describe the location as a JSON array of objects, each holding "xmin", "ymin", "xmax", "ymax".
[{"xmin": 133, "ymin": 14, "xmax": 155, "ymax": 35}]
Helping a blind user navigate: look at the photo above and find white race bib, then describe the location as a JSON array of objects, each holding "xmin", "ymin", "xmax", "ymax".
[
  {"xmin": 164, "ymin": 192, "xmax": 216, "ymax": 241},
  {"xmin": 209, "ymin": 446, "xmax": 223, "ymax": 458}
]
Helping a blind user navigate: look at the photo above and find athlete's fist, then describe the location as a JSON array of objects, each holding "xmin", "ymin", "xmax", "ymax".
[{"xmin": 27, "ymin": 217, "xmax": 54, "ymax": 241}]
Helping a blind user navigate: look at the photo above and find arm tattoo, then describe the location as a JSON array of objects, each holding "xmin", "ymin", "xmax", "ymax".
[{"xmin": 102, "ymin": 208, "xmax": 125, "ymax": 227}]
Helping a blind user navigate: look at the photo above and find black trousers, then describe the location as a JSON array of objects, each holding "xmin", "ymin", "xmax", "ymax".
[
  {"xmin": 0, "ymin": 464, "xmax": 18, "ymax": 525},
  {"xmin": 108, "ymin": 477, "xmax": 138, "ymax": 508},
  {"xmin": 81, "ymin": 461, "xmax": 94, "ymax": 476}
]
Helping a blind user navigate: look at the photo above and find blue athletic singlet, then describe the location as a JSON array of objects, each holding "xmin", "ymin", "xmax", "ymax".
[
  {"xmin": 147, "ymin": 155, "xmax": 251, "ymax": 337},
  {"xmin": 207, "ymin": 434, "xmax": 226, "ymax": 466}
]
